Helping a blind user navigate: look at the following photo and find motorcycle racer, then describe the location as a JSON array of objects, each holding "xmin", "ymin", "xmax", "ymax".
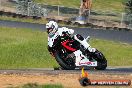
[{"xmin": 46, "ymin": 21, "xmax": 96, "ymax": 66}]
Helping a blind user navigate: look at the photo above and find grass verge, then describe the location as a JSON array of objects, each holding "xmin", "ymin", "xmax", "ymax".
[
  {"xmin": 0, "ymin": 27, "xmax": 58, "ymax": 69},
  {"xmin": 34, "ymin": 0, "xmax": 124, "ymax": 12},
  {"xmin": 0, "ymin": 27, "xmax": 132, "ymax": 69},
  {"xmin": 90, "ymin": 38, "xmax": 132, "ymax": 66}
]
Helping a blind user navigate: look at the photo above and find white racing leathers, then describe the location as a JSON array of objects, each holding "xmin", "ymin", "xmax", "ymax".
[
  {"xmin": 48, "ymin": 27, "xmax": 97, "ymax": 67},
  {"xmin": 48, "ymin": 27, "xmax": 74, "ymax": 47}
]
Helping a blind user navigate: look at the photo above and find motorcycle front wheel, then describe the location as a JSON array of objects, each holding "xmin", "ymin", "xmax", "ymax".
[{"xmin": 94, "ymin": 50, "xmax": 107, "ymax": 70}]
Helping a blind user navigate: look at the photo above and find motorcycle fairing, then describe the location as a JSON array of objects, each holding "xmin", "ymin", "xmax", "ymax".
[
  {"xmin": 61, "ymin": 40, "xmax": 77, "ymax": 52},
  {"xmin": 74, "ymin": 50, "xmax": 97, "ymax": 66}
]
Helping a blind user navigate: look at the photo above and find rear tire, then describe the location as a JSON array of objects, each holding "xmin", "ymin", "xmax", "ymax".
[{"xmin": 54, "ymin": 51, "xmax": 76, "ymax": 70}]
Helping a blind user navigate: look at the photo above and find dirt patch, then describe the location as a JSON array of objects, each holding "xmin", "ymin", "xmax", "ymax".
[{"xmin": 0, "ymin": 73, "xmax": 132, "ymax": 88}]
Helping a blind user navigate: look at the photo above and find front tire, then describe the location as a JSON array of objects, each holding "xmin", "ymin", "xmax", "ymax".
[
  {"xmin": 94, "ymin": 50, "xmax": 107, "ymax": 70},
  {"xmin": 95, "ymin": 58, "xmax": 107, "ymax": 70}
]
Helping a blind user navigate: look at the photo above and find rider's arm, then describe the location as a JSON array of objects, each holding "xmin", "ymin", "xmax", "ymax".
[
  {"xmin": 47, "ymin": 45, "xmax": 54, "ymax": 57},
  {"xmin": 47, "ymin": 45, "xmax": 52, "ymax": 52},
  {"xmin": 48, "ymin": 37, "xmax": 55, "ymax": 56},
  {"xmin": 62, "ymin": 27, "xmax": 74, "ymax": 35}
]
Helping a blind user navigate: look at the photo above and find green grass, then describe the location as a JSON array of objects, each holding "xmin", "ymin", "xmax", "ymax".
[
  {"xmin": 92, "ymin": 0, "xmax": 124, "ymax": 12},
  {"xmin": 90, "ymin": 38, "xmax": 132, "ymax": 66},
  {"xmin": 34, "ymin": 0, "xmax": 124, "ymax": 12},
  {"xmin": 0, "ymin": 27, "xmax": 132, "ymax": 69},
  {"xmin": 34, "ymin": 0, "xmax": 80, "ymax": 8},
  {"xmin": 0, "ymin": 27, "xmax": 58, "ymax": 69},
  {"xmin": 8, "ymin": 83, "xmax": 63, "ymax": 88}
]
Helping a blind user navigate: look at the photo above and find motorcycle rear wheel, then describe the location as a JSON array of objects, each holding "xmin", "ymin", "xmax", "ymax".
[{"xmin": 54, "ymin": 51, "xmax": 76, "ymax": 70}]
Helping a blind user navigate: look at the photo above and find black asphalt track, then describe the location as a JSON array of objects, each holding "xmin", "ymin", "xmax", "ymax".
[{"xmin": 0, "ymin": 20, "xmax": 132, "ymax": 44}]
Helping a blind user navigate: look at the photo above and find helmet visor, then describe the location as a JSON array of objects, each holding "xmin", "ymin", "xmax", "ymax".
[{"xmin": 47, "ymin": 28, "xmax": 53, "ymax": 34}]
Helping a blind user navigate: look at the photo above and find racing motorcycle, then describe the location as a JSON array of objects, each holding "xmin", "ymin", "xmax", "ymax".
[{"xmin": 50, "ymin": 32, "xmax": 107, "ymax": 70}]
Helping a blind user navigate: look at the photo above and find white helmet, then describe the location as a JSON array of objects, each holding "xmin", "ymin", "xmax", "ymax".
[{"xmin": 46, "ymin": 21, "xmax": 58, "ymax": 35}]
